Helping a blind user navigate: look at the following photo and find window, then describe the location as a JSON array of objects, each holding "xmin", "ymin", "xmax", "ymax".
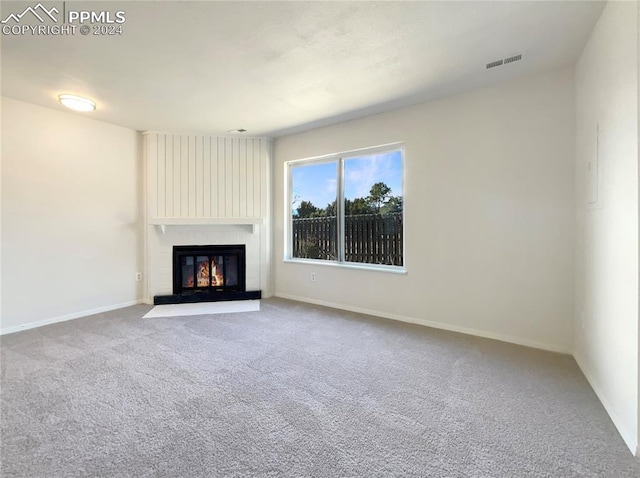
[{"xmin": 287, "ymin": 143, "xmax": 404, "ymax": 270}]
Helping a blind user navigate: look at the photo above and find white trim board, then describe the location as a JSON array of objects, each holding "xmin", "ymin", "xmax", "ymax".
[
  {"xmin": 0, "ymin": 299, "xmax": 143, "ymax": 335},
  {"xmin": 274, "ymin": 293, "xmax": 571, "ymax": 355},
  {"xmin": 143, "ymin": 301, "xmax": 260, "ymax": 318}
]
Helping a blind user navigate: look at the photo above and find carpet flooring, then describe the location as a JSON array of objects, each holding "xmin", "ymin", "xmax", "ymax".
[{"xmin": 1, "ymin": 298, "xmax": 639, "ymax": 477}]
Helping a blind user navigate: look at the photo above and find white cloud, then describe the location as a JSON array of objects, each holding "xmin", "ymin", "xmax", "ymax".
[{"xmin": 345, "ymin": 152, "xmax": 402, "ymax": 199}]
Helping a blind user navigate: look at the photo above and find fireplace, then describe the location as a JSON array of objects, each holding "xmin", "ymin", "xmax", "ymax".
[
  {"xmin": 174, "ymin": 244, "xmax": 245, "ymax": 294},
  {"xmin": 153, "ymin": 244, "xmax": 261, "ymax": 305}
]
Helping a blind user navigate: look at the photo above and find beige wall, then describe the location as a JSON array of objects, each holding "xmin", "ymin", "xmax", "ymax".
[
  {"xmin": 273, "ymin": 67, "xmax": 575, "ymax": 353},
  {"xmin": 1, "ymin": 97, "xmax": 141, "ymax": 333},
  {"xmin": 574, "ymin": 1, "xmax": 639, "ymax": 455}
]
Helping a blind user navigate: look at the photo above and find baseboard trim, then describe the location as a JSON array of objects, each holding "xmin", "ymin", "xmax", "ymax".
[
  {"xmin": 574, "ymin": 353, "xmax": 638, "ymax": 456},
  {"xmin": 274, "ymin": 293, "xmax": 571, "ymax": 354},
  {"xmin": 0, "ymin": 299, "xmax": 144, "ymax": 336}
]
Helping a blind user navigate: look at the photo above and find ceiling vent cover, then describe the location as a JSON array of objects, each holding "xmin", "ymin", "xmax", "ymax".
[
  {"xmin": 486, "ymin": 59, "xmax": 504, "ymax": 69},
  {"xmin": 503, "ymin": 54, "xmax": 522, "ymax": 65},
  {"xmin": 486, "ymin": 54, "xmax": 523, "ymax": 70}
]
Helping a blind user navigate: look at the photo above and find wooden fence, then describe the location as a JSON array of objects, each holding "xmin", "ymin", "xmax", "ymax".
[{"xmin": 292, "ymin": 213, "xmax": 403, "ymax": 266}]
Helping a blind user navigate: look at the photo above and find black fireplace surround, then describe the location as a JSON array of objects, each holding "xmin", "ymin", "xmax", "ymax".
[{"xmin": 153, "ymin": 244, "xmax": 261, "ymax": 305}]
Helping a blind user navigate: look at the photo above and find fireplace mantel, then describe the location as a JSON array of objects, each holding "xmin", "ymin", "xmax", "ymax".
[{"xmin": 149, "ymin": 217, "xmax": 263, "ymax": 234}]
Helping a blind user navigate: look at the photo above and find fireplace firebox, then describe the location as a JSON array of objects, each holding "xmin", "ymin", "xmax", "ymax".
[
  {"xmin": 153, "ymin": 244, "xmax": 261, "ymax": 305},
  {"xmin": 174, "ymin": 244, "xmax": 245, "ymax": 294}
]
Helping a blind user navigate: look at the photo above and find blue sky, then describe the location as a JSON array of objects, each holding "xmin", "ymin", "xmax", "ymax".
[{"xmin": 291, "ymin": 150, "xmax": 403, "ymax": 210}]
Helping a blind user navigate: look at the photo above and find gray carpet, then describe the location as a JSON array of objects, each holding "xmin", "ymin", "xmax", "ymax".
[{"xmin": 1, "ymin": 298, "xmax": 638, "ymax": 477}]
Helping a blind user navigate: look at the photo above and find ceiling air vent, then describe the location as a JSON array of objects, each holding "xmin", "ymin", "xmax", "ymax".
[
  {"xmin": 486, "ymin": 54, "xmax": 523, "ymax": 70},
  {"xmin": 503, "ymin": 54, "xmax": 522, "ymax": 65}
]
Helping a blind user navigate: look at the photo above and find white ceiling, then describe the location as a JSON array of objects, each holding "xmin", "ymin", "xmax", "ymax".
[{"xmin": 1, "ymin": 1, "xmax": 604, "ymax": 137}]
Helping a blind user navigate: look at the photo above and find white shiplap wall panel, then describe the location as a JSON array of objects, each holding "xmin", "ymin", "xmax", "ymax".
[
  {"xmin": 157, "ymin": 134, "xmax": 166, "ymax": 218},
  {"xmin": 165, "ymin": 134, "xmax": 174, "ymax": 217},
  {"xmin": 174, "ymin": 136, "xmax": 181, "ymax": 216},
  {"xmin": 188, "ymin": 135, "xmax": 197, "ymax": 217},
  {"xmin": 147, "ymin": 133, "xmax": 158, "ymax": 220},
  {"xmin": 180, "ymin": 135, "xmax": 189, "ymax": 216},
  {"xmin": 258, "ymin": 139, "xmax": 265, "ymax": 215},
  {"xmin": 239, "ymin": 139, "xmax": 247, "ymax": 217},
  {"xmin": 246, "ymin": 139, "xmax": 255, "ymax": 217},
  {"xmin": 259, "ymin": 139, "xmax": 267, "ymax": 216},
  {"xmin": 203, "ymin": 137, "xmax": 211, "ymax": 217},
  {"xmin": 225, "ymin": 138, "xmax": 234, "ymax": 217},
  {"xmin": 216, "ymin": 138, "xmax": 227, "ymax": 217},
  {"xmin": 144, "ymin": 133, "xmax": 271, "ymax": 219},
  {"xmin": 233, "ymin": 138, "xmax": 241, "ymax": 217},
  {"xmin": 194, "ymin": 136, "xmax": 203, "ymax": 217}
]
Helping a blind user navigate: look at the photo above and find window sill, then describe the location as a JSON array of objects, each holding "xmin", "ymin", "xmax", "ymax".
[{"xmin": 283, "ymin": 258, "xmax": 406, "ymax": 274}]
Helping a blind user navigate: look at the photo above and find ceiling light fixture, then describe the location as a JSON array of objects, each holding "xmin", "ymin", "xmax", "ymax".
[
  {"xmin": 58, "ymin": 94, "xmax": 96, "ymax": 112},
  {"xmin": 226, "ymin": 128, "xmax": 247, "ymax": 133}
]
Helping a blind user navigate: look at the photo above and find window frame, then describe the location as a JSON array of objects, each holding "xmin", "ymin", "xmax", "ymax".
[{"xmin": 284, "ymin": 142, "xmax": 406, "ymax": 273}]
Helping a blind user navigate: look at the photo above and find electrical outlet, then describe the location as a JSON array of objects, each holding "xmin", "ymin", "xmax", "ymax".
[
  {"xmin": 136, "ymin": 272, "xmax": 142, "ymax": 282},
  {"xmin": 311, "ymin": 272, "xmax": 316, "ymax": 282}
]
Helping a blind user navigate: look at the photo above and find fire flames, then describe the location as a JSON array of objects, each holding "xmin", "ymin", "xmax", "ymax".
[{"xmin": 195, "ymin": 258, "xmax": 224, "ymax": 287}]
